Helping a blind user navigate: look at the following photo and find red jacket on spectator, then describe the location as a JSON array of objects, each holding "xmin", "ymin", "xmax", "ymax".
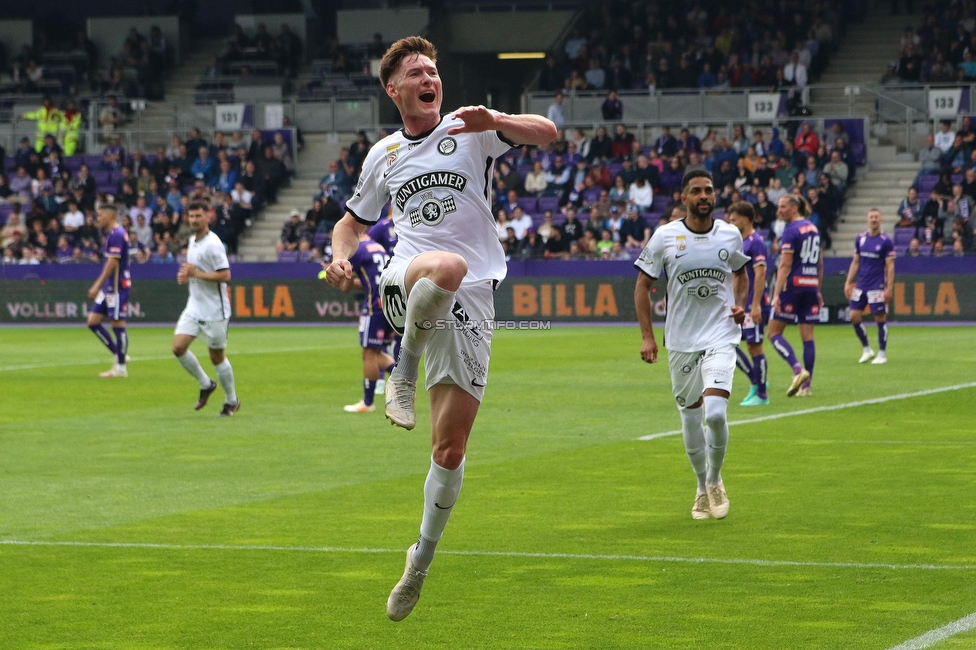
[{"xmin": 794, "ymin": 130, "xmax": 819, "ymax": 158}]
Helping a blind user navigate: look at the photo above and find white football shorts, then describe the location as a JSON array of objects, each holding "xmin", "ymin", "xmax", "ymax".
[
  {"xmin": 175, "ymin": 310, "xmax": 230, "ymax": 350},
  {"xmin": 379, "ymin": 253, "xmax": 495, "ymax": 402},
  {"xmin": 667, "ymin": 344, "xmax": 736, "ymax": 407}
]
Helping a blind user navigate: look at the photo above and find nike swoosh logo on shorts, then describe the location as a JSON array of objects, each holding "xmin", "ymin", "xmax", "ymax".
[{"xmin": 471, "ymin": 379, "xmax": 486, "ymax": 388}]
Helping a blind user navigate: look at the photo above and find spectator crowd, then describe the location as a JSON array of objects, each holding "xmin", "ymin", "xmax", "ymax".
[
  {"xmin": 899, "ymin": 115, "xmax": 976, "ymax": 256},
  {"xmin": 889, "ymin": 2, "xmax": 976, "ymax": 83},
  {"xmin": 296, "ymin": 120, "xmax": 856, "ymax": 263},
  {"xmin": 537, "ymin": 0, "xmax": 846, "ymax": 94},
  {"xmin": 0, "ymin": 126, "xmax": 295, "ymax": 265}
]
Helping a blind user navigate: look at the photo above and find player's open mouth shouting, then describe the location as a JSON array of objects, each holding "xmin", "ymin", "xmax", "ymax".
[{"xmin": 419, "ymin": 90, "xmax": 436, "ymax": 103}]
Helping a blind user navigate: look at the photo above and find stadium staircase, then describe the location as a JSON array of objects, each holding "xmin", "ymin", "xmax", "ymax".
[
  {"xmin": 808, "ymin": 1, "xmax": 922, "ymax": 255},
  {"xmin": 132, "ymin": 39, "xmax": 229, "ymax": 150},
  {"xmin": 236, "ymin": 133, "xmax": 341, "ymax": 261}
]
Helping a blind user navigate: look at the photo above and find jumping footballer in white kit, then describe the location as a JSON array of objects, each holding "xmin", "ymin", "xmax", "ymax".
[
  {"xmin": 634, "ymin": 170, "xmax": 749, "ymax": 520},
  {"xmin": 172, "ymin": 202, "xmax": 240, "ymax": 416},
  {"xmin": 324, "ymin": 36, "xmax": 556, "ymax": 621}
]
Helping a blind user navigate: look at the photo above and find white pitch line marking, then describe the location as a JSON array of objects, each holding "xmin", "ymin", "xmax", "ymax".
[
  {"xmin": 886, "ymin": 611, "xmax": 976, "ymax": 650},
  {"xmin": 1, "ymin": 540, "xmax": 974, "ymax": 572},
  {"xmin": 0, "ymin": 345, "xmax": 347, "ymax": 372},
  {"xmin": 638, "ymin": 383, "xmax": 976, "ymax": 441}
]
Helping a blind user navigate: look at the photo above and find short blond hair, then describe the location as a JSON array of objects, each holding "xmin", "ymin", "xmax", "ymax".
[{"xmin": 379, "ymin": 36, "xmax": 438, "ymax": 87}]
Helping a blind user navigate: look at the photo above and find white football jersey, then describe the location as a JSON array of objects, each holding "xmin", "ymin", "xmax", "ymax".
[
  {"xmin": 185, "ymin": 230, "xmax": 231, "ymax": 321},
  {"xmin": 345, "ymin": 115, "xmax": 515, "ymax": 286},
  {"xmin": 635, "ymin": 218, "xmax": 749, "ymax": 353}
]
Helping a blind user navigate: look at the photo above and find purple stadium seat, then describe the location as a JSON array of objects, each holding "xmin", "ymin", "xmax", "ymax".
[
  {"xmin": 83, "ymin": 154, "xmax": 102, "ymax": 168},
  {"xmin": 538, "ymin": 196, "xmax": 560, "ymax": 212},
  {"xmin": 607, "ymin": 162, "xmax": 624, "ymax": 178},
  {"xmin": 652, "ymin": 195, "xmax": 669, "ymax": 210},
  {"xmin": 313, "ymin": 232, "xmax": 330, "ymax": 247},
  {"xmin": 3, "ymin": 158, "xmax": 15, "ymax": 173},
  {"xmin": 517, "ymin": 197, "xmax": 538, "ymax": 213},
  {"xmin": 894, "ymin": 244, "xmax": 909, "ymax": 256},
  {"xmin": 917, "ymin": 244, "xmax": 933, "ymax": 256},
  {"xmin": 277, "ymin": 251, "xmax": 300, "ymax": 262},
  {"xmin": 713, "ymin": 209, "xmax": 725, "ymax": 221},
  {"xmin": 0, "ymin": 204, "xmax": 12, "ymax": 226},
  {"xmin": 298, "ymin": 250, "xmax": 312, "ymax": 262},
  {"xmin": 63, "ymin": 156, "xmax": 82, "ymax": 172},
  {"xmin": 894, "ymin": 227, "xmax": 914, "ymax": 245},
  {"xmin": 516, "ymin": 163, "xmax": 533, "ymax": 178}
]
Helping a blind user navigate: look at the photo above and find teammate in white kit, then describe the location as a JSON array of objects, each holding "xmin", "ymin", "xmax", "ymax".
[
  {"xmin": 172, "ymin": 202, "xmax": 240, "ymax": 416},
  {"xmin": 634, "ymin": 170, "xmax": 749, "ymax": 520},
  {"xmin": 323, "ymin": 36, "xmax": 556, "ymax": 621}
]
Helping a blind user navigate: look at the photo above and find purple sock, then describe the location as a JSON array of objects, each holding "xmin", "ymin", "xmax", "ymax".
[
  {"xmin": 853, "ymin": 322, "xmax": 869, "ymax": 348},
  {"xmin": 385, "ymin": 362, "xmax": 396, "ymax": 374},
  {"xmin": 364, "ymin": 379, "xmax": 376, "ymax": 406},
  {"xmin": 89, "ymin": 324, "xmax": 117, "ymax": 355},
  {"xmin": 112, "ymin": 327, "xmax": 128, "ymax": 365},
  {"xmin": 802, "ymin": 340, "xmax": 816, "ymax": 383},
  {"xmin": 877, "ymin": 322, "xmax": 888, "ymax": 351},
  {"xmin": 735, "ymin": 347, "xmax": 753, "ymax": 380},
  {"xmin": 771, "ymin": 334, "xmax": 801, "ymax": 374},
  {"xmin": 752, "ymin": 354, "xmax": 768, "ymax": 397}
]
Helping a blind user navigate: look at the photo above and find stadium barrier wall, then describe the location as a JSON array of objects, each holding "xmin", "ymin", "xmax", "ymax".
[{"xmin": 1, "ymin": 259, "xmax": 973, "ymax": 324}]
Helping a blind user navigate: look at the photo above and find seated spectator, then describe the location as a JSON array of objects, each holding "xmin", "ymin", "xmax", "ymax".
[
  {"xmin": 231, "ymin": 181, "xmax": 255, "ymax": 230},
  {"xmin": 10, "ymin": 167, "xmax": 33, "ymax": 201},
  {"xmin": 524, "ymin": 161, "xmax": 547, "ymax": 196},
  {"xmin": 620, "ymin": 207, "xmax": 650, "ymax": 249},
  {"xmin": 497, "ymin": 160, "xmax": 523, "ymax": 196},
  {"xmin": 544, "ymin": 156, "xmax": 571, "ymax": 196},
  {"xmin": 803, "ymin": 156, "xmax": 823, "ymax": 188},
  {"xmin": 310, "ymin": 195, "xmax": 340, "ymax": 234},
  {"xmin": 609, "ymin": 175, "xmax": 629, "ymax": 204},
  {"xmin": 734, "ymin": 158, "xmax": 754, "ymax": 191},
  {"xmin": 933, "ymin": 171, "xmax": 954, "ymax": 198},
  {"xmin": 191, "ymin": 147, "xmax": 216, "ymax": 184},
  {"xmin": 133, "ymin": 212, "xmax": 154, "ymax": 247},
  {"xmin": 501, "ymin": 226, "xmax": 521, "ymax": 256},
  {"xmin": 276, "ymin": 210, "xmax": 304, "ymax": 253},
  {"xmin": 896, "ymin": 187, "xmax": 922, "ymax": 227},
  {"xmin": 152, "ymin": 241, "xmax": 175, "ymax": 263},
  {"xmin": 934, "ymin": 121, "xmax": 955, "ymax": 154},
  {"xmin": 537, "ymin": 211, "xmax": 556, "ymax": 241},
  {"xmin": 509, "ymin": 206, "xmax": 533, "ymax": 240},
  {"xmin": 543, "ymin": 225, "xmax": 569, "ymax": 259},
  {"xmin": 495, "ymin": 209, "xmax": 511, "ymax": 240},
  {"xmin": 627, "ymin": 176, "xmax": 653, "ymax": 213},
  {"xmin": 596, "ymin": 229, "xmax": 614, "ymax": 256},
  {"xmin": 0, "ymin": 173, "xmax": 12, "ymax": 203},
  {"xmin": 655, "ymin": 126, "xmax": 678, "ymax": 158},
  {"xmin": 256, "ymin": 146, "xmax": 287, "ymax": 204},
  {"xmin": 102, "ymin": 136, "xmax": 126, "ymax": 169},
  {"xmin": 561, "ymin": 207, "xmax": 583, "ymax": 242},
  {"xmin": 589, "ymin": 126, "xmax": 613, "ymax": 162},
  {"xmin": 940, "ymin": 135, "xmax": 968, "ymax": 172},
  {"xmin": 1, "ymin": 213, "xmax": 28, "ymax": 249},
  {"xmin": 211, "ymin": 160, "xmax": 238, "ymax": 194},
  {"xmin": 659, "ymin": 158, "xmax": 684, "ymax": 196},
  {"xmin": 517, "ymin": 228, "xmax": 545, "ymax": 259}
]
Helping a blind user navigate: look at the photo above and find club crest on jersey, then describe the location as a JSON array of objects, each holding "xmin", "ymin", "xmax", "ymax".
[
  {"xmin": 437, "ymin": 137, "xmax": 457, "ymax": 155},
  {"xmin": 386, "ymin": 144, "xmax": 400, "ymax": 166},
  {"xmin": 409, "ymin": 191, "xmax": 457, "ymax": 228},
  {"xmin": 676, "ymin": 235, "xmax": 687, "ymax": 251},
  {"xmin": 718, "ymin": 248, "xmax": 729, "ymax": 261}
]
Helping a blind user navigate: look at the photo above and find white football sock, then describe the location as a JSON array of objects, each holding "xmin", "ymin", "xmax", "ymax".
[
  {"xmin": 215, "ymin": 358, "xmax": 237, "ymax": 404},
  {"xmin": 177, "ymin": 351, "xmax": 212, "ymax": 388},
  {"xmin": 413, "ymin": 456, "xmax": 465, "ymax": 571},
  {"xmin": 678, "ymin": 406, "xmax": 707, "ymax": 493},
  {"xmin": 394, "ymin": 278, "xmax": 455, "ymax": 382},
  {"xmin": 703, "ymin": 395, "xmax": 730, "ymax": 486}
]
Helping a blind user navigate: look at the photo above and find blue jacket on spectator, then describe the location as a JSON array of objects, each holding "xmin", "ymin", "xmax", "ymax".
[{"xmin": 191, "ymin": 156, "xmax": 216, "ymax": 184}]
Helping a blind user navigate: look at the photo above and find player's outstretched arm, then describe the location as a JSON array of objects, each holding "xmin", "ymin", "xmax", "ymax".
[
  {"xmin": 325, "ymin": 213, "xmax": 367, "ymax": 288},
  {"xmin": 448, "ymin": 106, "xmax": 557, "ymax": 148},
  {"xmin": 634, "ymin": 272, "xmax": 658, "ymax": 363}
]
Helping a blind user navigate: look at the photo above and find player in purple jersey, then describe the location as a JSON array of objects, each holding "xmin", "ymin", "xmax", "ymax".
[
  {"xmin": 86, "ymin": 204, "xmax": 131, "ymax": 378},
  {"xmin": 769, "ymin": 195, "xmax": 822, "ymax": 397},
  {"xmin": 726, "ymin": 202, "xmax": 771, "ymax": 406},
  {"xmin": 366, "ymin": 205, "xmax": 401, "ymax": 395},
  {"xmin": 844, "ymin": 209, "xmax": 895, "ymax": 364},
  {"xmin": 336, "ymin": 234, "xmax": 398, "ymax": 413}
]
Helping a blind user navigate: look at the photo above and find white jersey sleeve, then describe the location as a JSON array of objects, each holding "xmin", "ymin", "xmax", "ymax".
[
  {"xmin": 346, "ymin": 143, "xmax": 391, "ymax": 225},
  {"xmin": 634, "ymin": 228, "xmax": 666, "ymax": 279},
  {"xmin": 728, "ymin": 229, "xmax": 750, "ymax": 272}
]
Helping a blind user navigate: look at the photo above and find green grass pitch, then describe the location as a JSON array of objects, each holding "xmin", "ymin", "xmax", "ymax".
[{"xmin": 1, "ymin": 324, "xmax": 974, "ymax": 649}]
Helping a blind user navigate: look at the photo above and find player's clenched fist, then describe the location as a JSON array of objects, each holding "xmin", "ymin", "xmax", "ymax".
[
  {"xmin": 640, "ymin": 338, "xmax": 658, "ymax": 364},
  {"xmin": 323, "ymin": 260, "xmax": 353, "ymax": 288}
]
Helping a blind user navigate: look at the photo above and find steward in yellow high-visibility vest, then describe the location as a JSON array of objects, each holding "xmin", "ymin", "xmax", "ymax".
[
  {"xmin": 21, "ymin": 96, "xmax": 62, "ymax": 152},
  {"xmin": 60, "ymin": 100, "xmax": 83, "ymax": 155}
]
